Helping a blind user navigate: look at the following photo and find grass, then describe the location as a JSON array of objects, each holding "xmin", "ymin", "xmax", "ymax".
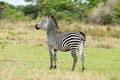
[
  {"xmin": 0, "ymin": 20, "xmax": 120, "ymax": 48},
  {"xmin": 0, "ymin": 20, "xmax": 120, "ymax": 80},
  {"xmin": 0, "ymin": 45, "xmax": 120, "ymax": 80}
]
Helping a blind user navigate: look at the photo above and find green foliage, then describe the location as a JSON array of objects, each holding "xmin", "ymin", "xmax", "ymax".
[
  {"xmin": 113, "ymin": 3, "xmax": 120, "ymax": 24},
  {"xmin": 88, "ymin": 0, "xmax": 120, "ymax": 25},
  {"xmin": 102, "ymin": 2, "xmax": 120, "ymax": 24},
  {"xmin": 0, "ymin": 1, "xmax": 32, "ymax": 21},
  {"xmin": 103, "ymin": 2, "xmax": 120, "ymax": 24},
  {"xmin": 0, "ymin": 1, "xmax": 5, "ymax": 18},
  {"xmin": 2, "ymin": 7, "xmax": 31, "ymax": 21},
  {"xmin": 0, "ymin": 1, "xmax": 6, "ymax": 8},
  {"xmin": 0, "ymin": 0, "xmax": 120, "ymax": 24},
  {"xmin": 23, "ymin": 5, "xmax": 38, "ymax": 19}
]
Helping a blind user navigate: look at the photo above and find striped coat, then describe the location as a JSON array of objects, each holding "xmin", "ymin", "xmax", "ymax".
[{"xmin": 35, "ymin": 13, "xmax": 86, "ymax": 72}]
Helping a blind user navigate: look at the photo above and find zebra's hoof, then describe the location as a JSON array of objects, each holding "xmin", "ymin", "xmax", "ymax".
[
  {"xmin": 53, "ymin": 66, "xmax": 57, "ymax": 69},
  {"xmin": 71, "ymin": 68, "xmax": 74, "ymax": 71},
  {"xmin": 49, "ymin": 66, "xmax": 53, "ymax": 69},
  {"xmin": 82, "ymin": 67, "xmax": 85, "ymax": 72}
]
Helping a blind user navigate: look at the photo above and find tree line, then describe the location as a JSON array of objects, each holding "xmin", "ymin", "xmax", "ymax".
[{"xmin": 0, "ymin": 0, "xmax": 120, "ymax": 25}]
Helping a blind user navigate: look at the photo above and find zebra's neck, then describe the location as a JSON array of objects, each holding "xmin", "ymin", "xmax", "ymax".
[
  {"xmin": 46, "ymin": 28, "xmax": 57, "ymax": 37},
  {"xmin": 46, "ymin": 20, "xmax": 58, "ymax": 37}
]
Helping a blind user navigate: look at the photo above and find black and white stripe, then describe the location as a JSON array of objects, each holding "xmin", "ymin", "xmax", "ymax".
[
  {"xmin": 35, "ymin": 13, "xmax": 86, "ymax": 72},
  {"xmin": 61, "ymin": 33, "xmax": 83, "ymax": 49}
]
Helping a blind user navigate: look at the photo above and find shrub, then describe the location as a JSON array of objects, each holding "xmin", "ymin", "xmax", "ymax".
[
  {"xmin": 88, "ymin": 0, "xmax": 120, "ymax": 24},
  {"xmin": 23, "ymin": 5, "xmax": 38, "ymax": 19}
]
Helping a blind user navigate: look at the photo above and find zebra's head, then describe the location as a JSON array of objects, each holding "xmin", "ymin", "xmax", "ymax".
[{"xmin": 35, "ymin": 13, "xmax": 58, "ymax": 30}]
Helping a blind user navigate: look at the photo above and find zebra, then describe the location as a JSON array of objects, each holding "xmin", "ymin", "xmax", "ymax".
[{"xmin": 35, "ymin": 13, "xmax": 86, "ymax": 72}]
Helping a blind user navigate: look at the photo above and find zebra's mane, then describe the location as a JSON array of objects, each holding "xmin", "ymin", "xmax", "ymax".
[
  {"xmin": 51, "ymin": 15, "xmax": 59, "ymax": 29},
  {"xmin": 46, "ymin": 13, "xmax": 59, "ymax": 29}
]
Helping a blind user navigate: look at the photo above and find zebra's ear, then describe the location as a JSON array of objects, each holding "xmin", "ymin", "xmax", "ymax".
[
  {"xmin": 51, "ymin": 15, "xmax": 54, "ymax": 18},
  {"xmin": 45, "ymin": 13, "xmax": 51, "ymax": 17}
]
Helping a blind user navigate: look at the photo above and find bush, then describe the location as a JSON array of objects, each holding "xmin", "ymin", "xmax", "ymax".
[
  {"xmin": 23, "ymin": 5, "xmax": 38, "ymax": 19},
  {"xmin": 88, "ymin": 0, "xmax": 120, "ymax": 24},
  {"xmin": 2, "ymin": 7, "xmax": 32, "ymax": 21}
]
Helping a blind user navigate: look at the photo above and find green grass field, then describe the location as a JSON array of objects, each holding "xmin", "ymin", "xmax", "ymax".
[
  {"xmin": 0, "ymin": 44, "xmax": 120, "ymax": 80},
  {"xmin": 0, "ymin": 20, "xmax": 120, "ymax": 80}
]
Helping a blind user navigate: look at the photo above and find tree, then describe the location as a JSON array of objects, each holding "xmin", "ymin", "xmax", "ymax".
[
  {"xmin": 0, "ymin": 1, "xmax": 5, "ymax": 18},
  {"xmin": 23, "ymin": 5, "xmax": 38, "ymax": 19}
]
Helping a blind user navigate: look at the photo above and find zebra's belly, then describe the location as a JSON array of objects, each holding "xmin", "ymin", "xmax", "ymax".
[
  {"xmin": 58, "ymin": 48, "xmax": 70, "ymax": 52},
  {"xmin": 56, "ymin": 46, "xmax": 70, "ymax": 52}
]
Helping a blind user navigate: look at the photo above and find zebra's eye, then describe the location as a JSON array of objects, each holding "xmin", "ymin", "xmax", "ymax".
[{"xmin": 43, "ymin": 20, "xmax": 46, "ymax": 23}]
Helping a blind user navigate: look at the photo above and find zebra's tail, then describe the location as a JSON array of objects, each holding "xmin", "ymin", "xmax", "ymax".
[
  {"xmin": 79, "ymin": 32, "xmax": 86, "ymax": 55},
  {"xmin": 79, "ymin": 32, "xmax": 86, "ymax": 41}
]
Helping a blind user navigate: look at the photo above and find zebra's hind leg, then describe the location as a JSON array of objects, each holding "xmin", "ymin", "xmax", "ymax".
[
  {"xmin": 80, "ymin": 52, "xmax": 85, "ymax": 72},
  {"xmin": 71, "ymin": 48, "xmax": 77, "ymax": 71},
  {"xmin": 79, "ymin": 40, "xmax": 85, "ymax": 72}
]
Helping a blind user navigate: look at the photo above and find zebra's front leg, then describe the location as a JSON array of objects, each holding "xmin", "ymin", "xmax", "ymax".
[
  {"xmin": 71, "ymin": 49, "xmax": 77, "ymax": 71},
  {"xmin": 53, "ymin": 49, "xmax": 57, "ymax": 69},
  {"xmin": 49, "ymin": 49, "xmax": 54, "ymax": 69}
]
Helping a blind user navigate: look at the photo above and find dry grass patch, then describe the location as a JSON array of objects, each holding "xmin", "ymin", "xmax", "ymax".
[{"xmin": 0, "ymin": 20, "xmax": 120, "ymax": 48}]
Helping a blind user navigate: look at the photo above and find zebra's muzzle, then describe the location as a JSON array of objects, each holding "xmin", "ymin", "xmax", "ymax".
[{"xmin": 35, "ymin": 24, "xmax": 40, "ymax": 30}]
